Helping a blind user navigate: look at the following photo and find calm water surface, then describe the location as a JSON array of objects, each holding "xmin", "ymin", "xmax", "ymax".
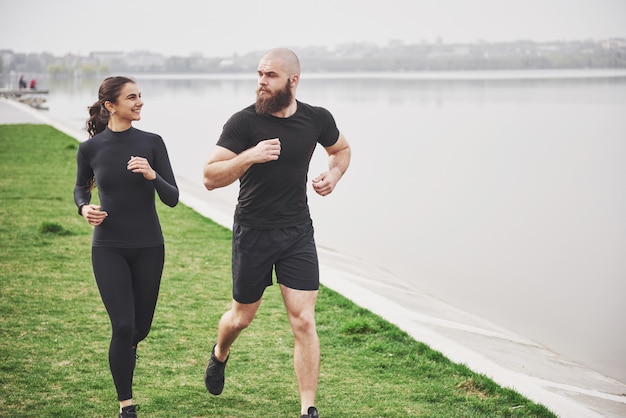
[{"xmin": 43, "ymin": 70, "xmax": 626, "ymax": 383}]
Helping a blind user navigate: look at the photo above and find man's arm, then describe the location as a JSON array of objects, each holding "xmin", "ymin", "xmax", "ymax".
[
  {"xmin": 312, "ymin": 133, "xmax": 351, "ymax": 196},
  {"xmin": 203, "ymin": 139, "xmax": 282, "ymax": 191}
]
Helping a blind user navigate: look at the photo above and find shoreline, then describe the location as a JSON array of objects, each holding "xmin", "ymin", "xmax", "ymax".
[
  {"xmin": 2, "ymin": 97, "xmax": 625, "ymax": 417},
  {"xmin": 6, "ymin": 68, "xmax": 626, "ymax": 85}
]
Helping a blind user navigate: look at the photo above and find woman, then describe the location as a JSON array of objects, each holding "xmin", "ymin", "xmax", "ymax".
[{"xmin": 74, "ymin": 76, "xmax": 179, "ymax": 418}]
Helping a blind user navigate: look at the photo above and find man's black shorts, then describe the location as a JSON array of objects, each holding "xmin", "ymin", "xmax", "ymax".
[{"xmin": 231, "ymin": 220, "xmax": 319, "ymax": 304}]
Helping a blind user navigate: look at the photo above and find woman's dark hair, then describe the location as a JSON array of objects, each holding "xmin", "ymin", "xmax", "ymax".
[
  {"xmin": 86, "ymin": 76, "xmax": 135, "ymax": 138},
  {"xmin": 84, "ymin": 76, "xmax": 135, "ymax": 190}
]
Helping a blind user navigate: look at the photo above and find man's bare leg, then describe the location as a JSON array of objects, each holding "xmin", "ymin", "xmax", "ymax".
[
  {"xmin": 205, "ymin": 298, "xmax": 263, "ymax": 395},
  {"xmin": 281, "ymin": 285, "xmax": 320, "ymax": 415},
  {"xmin": 213, "ymin": 299, "xmax": 262, "ymax": 361}
]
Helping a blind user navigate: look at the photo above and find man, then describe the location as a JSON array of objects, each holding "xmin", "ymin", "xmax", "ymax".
[{"xmin": 202, "ymin": 48, "xmax": 351, "ymax": 418}]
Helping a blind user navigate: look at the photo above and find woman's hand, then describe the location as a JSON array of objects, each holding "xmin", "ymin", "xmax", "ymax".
[
  {"xmin": 127, "ymin": 156, "xmax": 156, "ymax": 180},
  {"xmin": 81, "ymin": 204, "xmax": 108, "ymax": 226}
]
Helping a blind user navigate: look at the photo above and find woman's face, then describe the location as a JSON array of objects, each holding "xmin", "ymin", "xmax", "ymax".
[{"xmin": 108, "ymin": 82, "xmax": 143, "ymax": 122}]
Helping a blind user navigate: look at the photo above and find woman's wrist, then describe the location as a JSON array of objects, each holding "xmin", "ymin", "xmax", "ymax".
[{"xmin": 78, "ymin": 203, "xmax": 88, "ymax": 216}]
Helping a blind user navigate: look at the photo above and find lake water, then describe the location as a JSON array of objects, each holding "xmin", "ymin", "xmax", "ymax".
[{"xmin": 40, "ymin": 70, "xmax": 626, "ymax": 383}]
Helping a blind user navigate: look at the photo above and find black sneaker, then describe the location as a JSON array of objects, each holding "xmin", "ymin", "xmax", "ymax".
[
  {"xmin": 204, "ymin": 343, "xmax": 229, "ymax": 395},
  {"xmin": 119, "ymin": 404, "xmax": 138, "ymax": 418},
  {"xmin": 300, "ymin": 406, "xmax": 319, "ymax": 418}
]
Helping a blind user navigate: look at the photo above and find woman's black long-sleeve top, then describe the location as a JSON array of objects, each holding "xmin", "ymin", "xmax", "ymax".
[{"xmin": 74, "ymin": 127, "xmax": 179, "ymax": 248}]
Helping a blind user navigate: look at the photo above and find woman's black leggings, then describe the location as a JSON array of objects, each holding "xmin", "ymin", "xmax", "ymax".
[{"xmin": 92, "ymin": 245, "xmax": 165, "ymax": 401}]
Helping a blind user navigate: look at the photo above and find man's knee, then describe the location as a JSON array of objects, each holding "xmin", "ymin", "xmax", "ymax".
[
  {"xmin": 290, "ymin": 311, "xmax": 317, "ymax": 336},
  {"xmin": 225, "ymin": 304, "xmax": 258, "ymax": 331},
  {"xmin": 232, "ymin": 314, "xmax": 254, "ymax": 330}
]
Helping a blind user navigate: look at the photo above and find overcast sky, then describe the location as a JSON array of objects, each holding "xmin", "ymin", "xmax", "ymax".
[{"xmin": 1, "ymin": 0, "xmax": 625, "ymax": 57}]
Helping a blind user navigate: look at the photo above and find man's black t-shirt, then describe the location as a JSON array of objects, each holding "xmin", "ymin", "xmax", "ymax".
[
  {"xmin": 74, "ymin": 127, "xmax": 178, "ymax": 247},
  {"xmin": 217, "ymin": 101, "xmax": 340, "ymax": 229}
]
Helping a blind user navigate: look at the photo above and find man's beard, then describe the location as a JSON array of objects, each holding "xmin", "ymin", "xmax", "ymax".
[{"xmin": 255, "ymin": 80, "xmax": 293, "ymax": 115}]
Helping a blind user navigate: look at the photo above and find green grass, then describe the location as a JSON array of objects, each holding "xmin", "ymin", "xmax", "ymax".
[{"xmin": 0, "ymin": 124, "xmax": 557, "ymax": 417}]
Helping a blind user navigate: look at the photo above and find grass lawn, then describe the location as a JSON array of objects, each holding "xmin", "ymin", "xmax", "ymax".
[{"xmin": 0, "ymin": 124, "xmax": 557, "ymax": 417}]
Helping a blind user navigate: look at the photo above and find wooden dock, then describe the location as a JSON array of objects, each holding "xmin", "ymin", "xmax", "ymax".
[{"xmin": 0, "ymin": 89, "xmax": 49, "ymax": 110}]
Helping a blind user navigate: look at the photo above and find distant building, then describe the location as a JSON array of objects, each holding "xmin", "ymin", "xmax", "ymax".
[
  {"xmin": 124, "ymin": 50, "xmax": 166, "ymax": 71},
  {"xmin": 0, "ymin": 49, "xmax": 14, "ymax": 70},
  {"xmin": 602, "ymin": 38, "xmax": 626, "ymax": 50},
  {"xmin": 90, "ymin": 51, "xmax": 125, "ymax": 65}
]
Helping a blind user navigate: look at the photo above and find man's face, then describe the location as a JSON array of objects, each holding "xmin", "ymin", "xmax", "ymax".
[
  {"xmin": 255, "ymin": 78, "xmax": 292, "ymax": 115},
  {"xmin": 255, "ymin": 59, "xmax": 293, "ymax": 115}
]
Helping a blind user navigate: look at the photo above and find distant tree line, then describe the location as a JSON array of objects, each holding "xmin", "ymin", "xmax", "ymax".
[
  {"xmin": 303, "ymin": 40, "xmax": 626, "ymax": 72},
  {"xmin": 1, "ymin": 39, "xmax": 625, "ymax": 78}
]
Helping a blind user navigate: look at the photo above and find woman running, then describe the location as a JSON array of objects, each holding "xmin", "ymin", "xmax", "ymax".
[{"xmin": 74, "ymin": 76, "xmax": 179, "ymax": 418}]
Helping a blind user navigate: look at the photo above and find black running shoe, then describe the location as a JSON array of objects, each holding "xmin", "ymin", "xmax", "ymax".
[
  {"xmin": 300, "ymin": 406, "xmax": 319, "ymax": 418},
  {"xmin": 204, "ymin": 344, "xmax": 229, "ymax": 395},
  {"xmin": 119, "ymin": 404, "xmax": 138, "ymax": 418}
]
